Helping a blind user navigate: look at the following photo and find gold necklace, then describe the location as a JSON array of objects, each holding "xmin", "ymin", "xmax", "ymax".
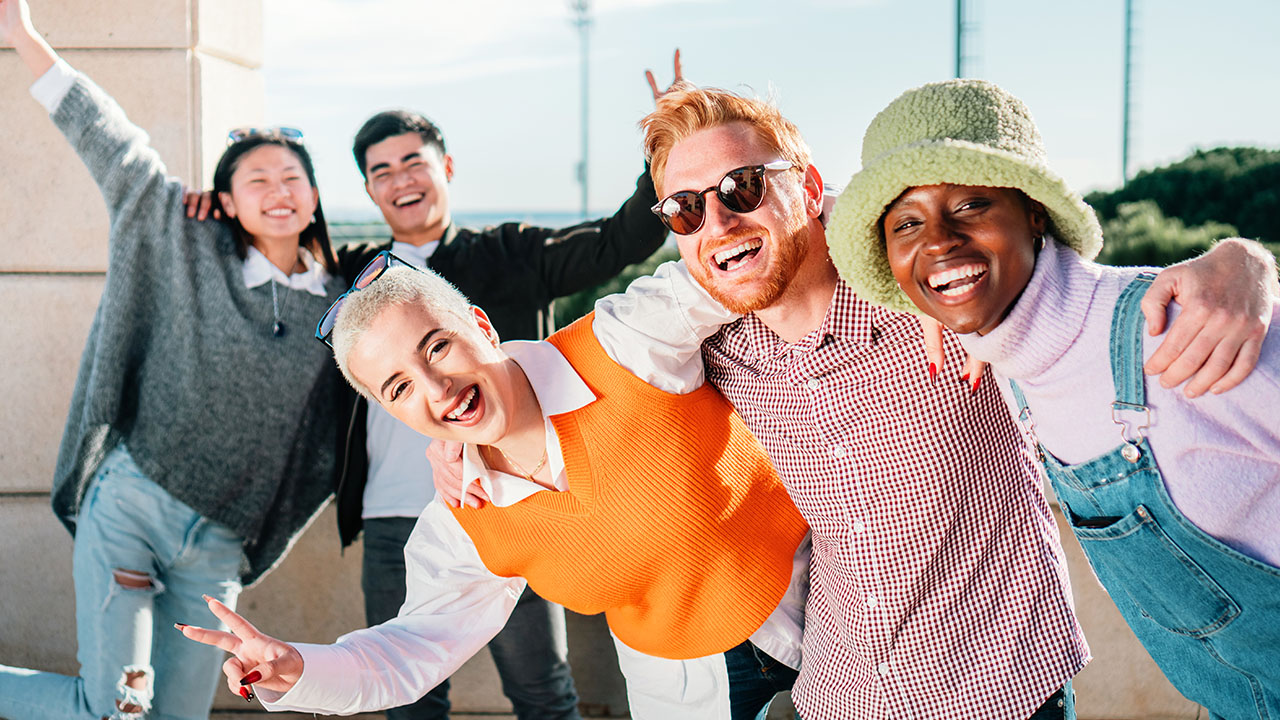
[{"xmin": 489, "ymin": 443, "xmax": 548, "ymax": 482}]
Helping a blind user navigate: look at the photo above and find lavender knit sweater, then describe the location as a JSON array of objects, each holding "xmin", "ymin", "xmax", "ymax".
[{"xmin": 962, "ymin": 237, "xmax": 1280, "ymax": 567}]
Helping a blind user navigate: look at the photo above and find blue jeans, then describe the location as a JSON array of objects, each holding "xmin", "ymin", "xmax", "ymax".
[
  {"xmin": 0, "ymin": 445, "xmax": 243, "ymax": 720},
  {"xmin": 361, "ymin": 516, "xmax": 581, "ymax": 720},
  {"xmin": 723, "ymin": 641, "xmax": 798, "ymax": 720}
]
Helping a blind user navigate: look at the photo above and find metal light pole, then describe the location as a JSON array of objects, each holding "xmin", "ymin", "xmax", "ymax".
[
  {"xmin": 570, "ymin": 0, "xmax": 591, "ymax": 218},
  {"xmin": 1122, "ymin": 0, "xmax": 1136, "ymax": 183},
  {"xmin": 954, "ymin": 0, "xmax": 964, "ymax": 78}
]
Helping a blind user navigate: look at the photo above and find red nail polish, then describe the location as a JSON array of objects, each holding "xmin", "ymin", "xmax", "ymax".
[
  {"xmin": 970, "ymin": 375, "xmax": 983, "ymax": 396},
  {"xmin": 928, "ymin": 362, "xmax": 937, "ymax": 383},
  {"xmin": 239, "ymin": 687, "xmax": 252, "ymax": 702},
  {"xmin": 960, "ymin": 372, "xmax": 970, "ymax": 382},
  {"xmin": 241, "ymin": 671, "xmax": 262, "ymax": 686}
]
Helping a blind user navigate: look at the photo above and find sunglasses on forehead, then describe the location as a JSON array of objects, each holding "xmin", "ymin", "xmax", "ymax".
[
  {"xmin": 314, "ymin": 251, "xmax": 421, "ymax": 348},
  {"xmin": 226, "ymin": 126, "xmax": 305, "ymax": 145},
  {"xmin": 651, "ymin": 160, "xmax": 795, "ymax": 235}
]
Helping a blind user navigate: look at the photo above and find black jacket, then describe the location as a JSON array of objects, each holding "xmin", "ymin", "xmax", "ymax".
[{"xmin": 333, "ymin": 168, "xmax": 667, "ymax": 547}]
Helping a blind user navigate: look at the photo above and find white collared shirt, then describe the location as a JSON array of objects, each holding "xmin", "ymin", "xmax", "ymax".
[
  {"xmin": 241, "ymin": 245, "xmax": 330, "ymax": 296},
  {"xmin": 261, "ymin": 261, "xmax": 809, "ymax": 720}
]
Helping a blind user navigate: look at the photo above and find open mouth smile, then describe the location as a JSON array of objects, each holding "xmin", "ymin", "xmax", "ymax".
[
  {"xmin": 264, "ymin": 207, "xmax": 296, "ymax": 218},
  {"xmin": 393, "ymin": 193, "xmax": 425, "ymax": 208},
  {"xmin": 443, "ymin": 384, "xmax": 482, "ymax": 425},
  {"xmin": 927, "ymin": 263, "xmax": 989, "ymax": 298},
  {"xmin": 711, "ymin": 238, "xmax": 763, "ymax": 272}
]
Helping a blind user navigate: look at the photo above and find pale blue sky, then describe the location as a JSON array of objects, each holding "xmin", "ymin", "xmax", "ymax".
[{"xmin": 263, "ymin": 0, "xmax": 1280, "ymax": 219}]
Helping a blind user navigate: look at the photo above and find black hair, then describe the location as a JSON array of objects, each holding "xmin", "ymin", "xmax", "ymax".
[
  {"xmin": 352, "ymin": 110, "xmax": 447, "ymax": 178},
  {"xmin": 210, "ymin": 132, "xmax": 338, "ymax": 274}
]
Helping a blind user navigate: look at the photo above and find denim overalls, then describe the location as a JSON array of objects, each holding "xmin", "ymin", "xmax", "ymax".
[{"xmin": 1009, "ymin": 274, "xmax": 1280, "ymax": 720}]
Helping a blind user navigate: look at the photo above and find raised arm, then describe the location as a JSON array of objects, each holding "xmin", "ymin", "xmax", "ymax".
[
  {"xmin": 1142, "ymin": 237, "xmax": 1279, "ymax": 397},
  {"xmin": 4, "ymin": 0, "xmax": 185, "ymax": 243},
  {"xmin": 2, "ymin": 0, "xmax": 54, "ymax": 77}
]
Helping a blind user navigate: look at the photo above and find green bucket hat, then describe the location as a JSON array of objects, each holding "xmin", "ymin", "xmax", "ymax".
[{"xmin": 826, "ymin": 78, "xmax": 1104, "ymax": 316}]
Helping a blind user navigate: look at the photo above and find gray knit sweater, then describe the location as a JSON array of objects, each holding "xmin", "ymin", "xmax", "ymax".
[{"xmin": 49, "ymin": 73, "xmax": 345, "ymax": 585}]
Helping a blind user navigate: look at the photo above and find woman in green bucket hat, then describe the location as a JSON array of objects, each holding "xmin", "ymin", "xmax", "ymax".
[{"xmin": 828, "ymin": 78, "xmax": 1280, "ymax": 719}]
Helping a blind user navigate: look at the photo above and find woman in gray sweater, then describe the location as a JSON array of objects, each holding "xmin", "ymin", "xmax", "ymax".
[{"xmin": 0, "ymin": 1, "xmax": 345, "ymax": 718}]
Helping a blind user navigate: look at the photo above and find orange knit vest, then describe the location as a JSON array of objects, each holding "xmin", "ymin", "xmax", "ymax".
[{"xmin": 451, "ymin": 313, "xmax": 808, "ymax": 660}]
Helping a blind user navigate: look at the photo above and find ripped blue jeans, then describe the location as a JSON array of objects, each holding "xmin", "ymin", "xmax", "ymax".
[{"xmin": 0, "ymin": 445, "xmax": 242, "ymax": 720}]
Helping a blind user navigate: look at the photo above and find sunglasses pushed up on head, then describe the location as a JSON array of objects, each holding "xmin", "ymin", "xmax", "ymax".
[
  {"xmin": 651, "ymin": 160, "xmax": 794, "ymax": 235},
  {"xmin": 315, "ymin": 251, "xmax": 421, "ymax": 348},
  {"xmin": 226, "ymin": 126, "xmax": 305, "ymax": 145}
]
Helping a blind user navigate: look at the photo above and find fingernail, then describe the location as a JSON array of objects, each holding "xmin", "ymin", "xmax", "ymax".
[
  {"xmin": 960, "ymin": 372, "xmax": 970, "ymax": 383},
  {"xmin": 202, "ymin": 594, "xmax": 213, "ymax": 603},
  {"xmin": 239, "ymin": 687, "xmax": 252, "ymax": 702},
  {"xmin": 970, "ymin": 375, "xmax": 982, "ymax": 396},
  {"xmin": 174, "ymin": 623, "xmax": 188, "ymax": 631},
  {"xmin": 928, "ymin": 362, "xmax": 937, "ymax": 383},
  {"xmin": 240, "ymin": 671, "xmax": 262, "ymax": 686},
  {"xmin": 1210, "ymin": 385, "xmax": 1224, "ymax": 395}
]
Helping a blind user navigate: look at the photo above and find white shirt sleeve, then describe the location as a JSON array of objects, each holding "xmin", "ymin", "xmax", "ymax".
[
  {"xmin": 29, "ymin": 59, "xmax": 77, "ymax": 113},
  {"xmin": 258, "ymin": 500, "xmax": 526, "ymax": 715},
  {"xmin": 592, "ymin": 260, "xmax": 741, "ymax": 395}
]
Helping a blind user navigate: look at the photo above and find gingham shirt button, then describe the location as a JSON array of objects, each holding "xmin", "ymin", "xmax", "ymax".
[
  {"xmin": 852, "ymin": 519, "xmax": 866, "ymax": 533},
  {"xmin": 866, "ymin": 594, "xmax": 879, "ymax": 608},
  {"xmin": 831, "ymin": 445, "xmax": 847, "ymax": 458},
  {"xmin": 806, "ymin": 378, "xmax": 820, "ymax": 390},
  {"xmin": 877, "ymin": 662, "xmax": 890, "ymax": 676}
]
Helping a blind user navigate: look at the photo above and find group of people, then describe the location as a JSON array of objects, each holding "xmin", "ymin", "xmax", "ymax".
[{"xmin": 1, "ymin": 0, "xmax": 1277, "ymax": 719}]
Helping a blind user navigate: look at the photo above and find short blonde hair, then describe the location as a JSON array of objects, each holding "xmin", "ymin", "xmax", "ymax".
[
  {"xmin": 641, "ymin": 82, "xmax": 812, "ymax": 195},
  {"xmin": 331, "ymin": 265, "xmax": 474, "ymax": 401}
]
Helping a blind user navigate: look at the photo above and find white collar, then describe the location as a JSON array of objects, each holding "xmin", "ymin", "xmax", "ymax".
[
  {"xmin": 391, "ymin": 239, "xmax": 440, "ymax": 267},
  {"xmin": 242, "ymin": 246, "xmax": 330, "ymax": 296},
  {"xmin": 459, "ymin": 340, "xmax": 597, "ymax": 507}
]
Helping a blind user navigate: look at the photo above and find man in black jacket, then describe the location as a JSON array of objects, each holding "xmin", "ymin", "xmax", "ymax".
[{"xmin": 334, "ymin": 108, "xmax": 667, "ymax": 720}]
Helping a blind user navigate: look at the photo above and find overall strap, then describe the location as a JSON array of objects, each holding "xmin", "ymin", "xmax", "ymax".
[
  {"xmin": 1006, "ymin": 379, "xmax": 1045, "ymax": 462},
  {"xmin": 1109, "ymin": 273, "xmax": 1157, "ymax": 461}
]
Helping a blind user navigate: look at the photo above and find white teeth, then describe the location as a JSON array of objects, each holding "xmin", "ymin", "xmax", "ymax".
[
  {"xmin": 265, "ymin": 208, "xmax": 293, "ymax": 217},
  {"xmin": 394, "ymin": 193, "xmax": 424, "ymax": 207},
  {"xmin": 928, "ymin": 264, "xmax": 987, "ymax": 291},
  {"xmin": 713, "ymin": 239, "xmax": 763, "ymax": 266},
  {"xmin": 446, "ymin": 387, "xmax": 477, "ymax": 420}
]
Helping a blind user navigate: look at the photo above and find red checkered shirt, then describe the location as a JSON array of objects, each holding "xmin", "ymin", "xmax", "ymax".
[{"xmin": 702, "ymin": 282, "xmax": 1089, "ymax": 720}]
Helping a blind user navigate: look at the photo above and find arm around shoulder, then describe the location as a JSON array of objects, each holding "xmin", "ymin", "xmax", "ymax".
[{"xmin": 1143, "ymin": 237, "xmax": 1279, "ymax": 397}]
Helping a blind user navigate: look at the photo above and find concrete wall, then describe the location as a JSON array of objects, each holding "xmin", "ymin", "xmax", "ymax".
[{"xmin": 0, "ymin": 3, "xmax": 1202, "ymax": 719}]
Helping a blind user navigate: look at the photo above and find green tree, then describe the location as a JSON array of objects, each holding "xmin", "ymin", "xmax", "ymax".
[
  {"xmin": 1084, "ymin": 146, "xmax": 1280, "ymax": 245},
  {"xmin": 1096, "ymin": 200, "xmax": 1240, "ymax": 267}
]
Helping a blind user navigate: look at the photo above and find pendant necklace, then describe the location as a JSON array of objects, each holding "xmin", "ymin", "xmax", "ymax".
[{"xmin": 268, "ymin": 255, "xmax": 304, "ymax": 338}]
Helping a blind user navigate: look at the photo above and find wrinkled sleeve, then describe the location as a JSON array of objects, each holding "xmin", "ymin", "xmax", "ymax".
[{"xmin": 258, "ymin": 500, "xmax": 525, "ymax": 714}]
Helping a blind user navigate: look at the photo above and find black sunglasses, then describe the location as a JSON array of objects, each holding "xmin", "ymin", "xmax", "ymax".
[
  {"xmin": 651, "ymin": 160, "xmax": 795, "ymax": 235},
  {"xmin": 314, "ymin": 251, "xmax": 419, "ymax": 348},
  {"xmin": 227, "ymin": 126, "xmax": 305, "ymax": 145}
]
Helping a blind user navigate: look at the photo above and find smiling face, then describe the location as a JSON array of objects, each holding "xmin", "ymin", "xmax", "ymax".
[
  {"xmin": 219, "ymin": 144, "xmax": 319, "ymax": 244},
  {"xmin": 346, "ymin": 300, "xmax": 531, "ymax": 446},
  {"xmin": 662, "ymin": 122, "xmax": 821, "ymax": 314},
  {"xmin": 363, "ymin": 132, "xmax": 453, "ymax": 243},
  {"xmin": 882, "ymin": 184, "xmax": 1046, "ymax": 335}
]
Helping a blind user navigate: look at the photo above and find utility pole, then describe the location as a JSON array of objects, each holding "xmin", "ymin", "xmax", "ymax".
[
  {"xmin": 954, "ymin": 0, "xmax": 964, "ymax": 77},
  {"xmin": 1122, "ymin": 0, "xmax": 1136, "ymax": 183},
  {"xmin": 570, "ymin": 0, "xmax": 591, "ymax": 218},
  {"xmin": 953, "ymin": 0, "xmax": 980, "ymax": 78}
]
